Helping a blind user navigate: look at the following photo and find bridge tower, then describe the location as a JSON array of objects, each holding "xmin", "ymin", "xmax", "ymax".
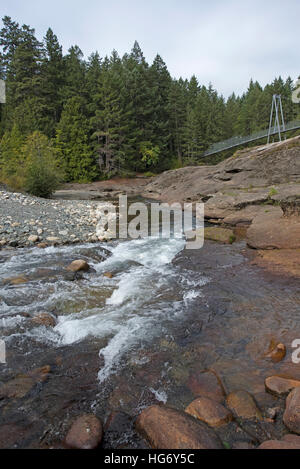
[{"xmin": 267, "ymin": 94, "xmax": 286, "ymax": 144}]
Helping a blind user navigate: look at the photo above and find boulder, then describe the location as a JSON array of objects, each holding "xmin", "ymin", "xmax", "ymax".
[
  {"xmin": 67, "ymin": 260, "xmax": 90, "ymax": 273},
  {"xmin": 259, "ymin": 440, "xmax": 300, "ymax": 449},
  {"xmin": 204, "ymin": 227, "xmax": 236, "ymax": 244},
  {"xmin": 185, "ymin": 397, "xmax": 233, "ymax": 427},
  {"xmin": 65, "ymin": 414, "xmax": 103, "ymax": 449},
  {"xmin": 265, "ymin": 376, "xmax": 300, "ymax": 397},
  {"xmin": 136, "ymin": 405, "xmax": 223, "ymax": 449},
  {"xmin": 226, "ymin": 390, "xmax": 262, "ymax": 420},
  {"xmin": 187, "ymin": 370, "xmax": 225, "ymax": 403},
  {"xmin": 283, "ymin": 387, "xmax": 300, "ymax": 434}
]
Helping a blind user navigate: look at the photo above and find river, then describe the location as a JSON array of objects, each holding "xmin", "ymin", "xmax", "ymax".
[{"xmin": 1, "ymin": 211, "xmax": 300, "ymax": 448}]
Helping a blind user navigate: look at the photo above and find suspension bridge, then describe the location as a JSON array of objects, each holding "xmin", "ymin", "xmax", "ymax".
[
  {"xmin": 202, "ymin": 94, "xmax": 300, "ymax": 158},
  {"xmin": 202, "ymin": 119, "xmax": 300, "ymax": 157}
]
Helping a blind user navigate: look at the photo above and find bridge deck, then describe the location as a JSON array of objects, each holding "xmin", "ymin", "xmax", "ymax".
[{"xmin": 202, "ymin": 120, "xmax": 300, "ymax": 157}]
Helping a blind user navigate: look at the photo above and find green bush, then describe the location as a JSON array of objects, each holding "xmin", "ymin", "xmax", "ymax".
[{"xmin": 23, "ymin": 132, "xmax": 64, "ymax": 198}]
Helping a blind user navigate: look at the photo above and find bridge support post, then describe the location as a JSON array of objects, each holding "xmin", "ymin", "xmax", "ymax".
[{"xmin": 267, "ymin": 94, "xmax": 286, "ymax": 144}]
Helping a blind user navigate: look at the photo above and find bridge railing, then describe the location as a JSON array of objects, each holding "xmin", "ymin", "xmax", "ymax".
[{"xmin": 202, "ymin": 120, "xmax": 300, "ymax": 157}]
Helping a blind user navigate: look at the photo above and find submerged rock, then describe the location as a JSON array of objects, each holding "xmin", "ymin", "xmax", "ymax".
[
  {"xmin": 226, "ymin": 390, "xmax": 262, "ymax": 420},
  {"xmin": 265, "ymin": 376, "xmax": 300, "ymax": 397},
  {"xmin": 185, "ymin": 397, "xmax": 233, "ymax": 427},
  {"xmin": 65, "ymin": 414, "xmax": 103, "ymax": 449},
  {"xmin": 136, "ymin": 405, "xmax": 223, "ymax": 449},
  {"xmin": 187, "ymin": 370, "xmax": 225, "ymax": 403},
  {"xmin": 0, "ymin": 365, "xmax": 51, "ymax": 400}
]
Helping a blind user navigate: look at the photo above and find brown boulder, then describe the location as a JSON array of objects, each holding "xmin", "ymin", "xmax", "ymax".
[
  {"xmin": 65, "ymin": 414, "xmax": 103, "ymax": 449},
  {"xmin": 226, "ymin": 390, "xmax": 262, "ymax": 420},
  {"xmin": 283, "ymin": 387, "xmax": 300, "ymax": 434},
  {"xmin": 67, "ymin": 260, "xmax": 90, "ymax": 273},
  {"xmin": 136, "ymin": 405, "xmax": 223, "ymax": 449},
  {"xmin": 187, "ymin": 370, "xmax": 225, "ymax": 403},
  {"xmin": 265, "ymin": 376, "xmax": 300, "ymax": 397},
  {"xmin": 31, "ymin": 313, "xmax": 56, "ymax": 327},
  {"xmin": 185, "ymin": 397, "xmax": 233, "ymax": 427},
  {"xmin": 259, "ymin": 440, "xmax": 300, "ymax": 449}
]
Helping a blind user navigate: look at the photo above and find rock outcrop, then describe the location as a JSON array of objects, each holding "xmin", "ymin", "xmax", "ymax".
[{"xmin": 143, "ymin": 136, "xmax": 300, "ymax": 276}]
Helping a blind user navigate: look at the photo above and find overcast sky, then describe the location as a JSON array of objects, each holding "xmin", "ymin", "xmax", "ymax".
[{"xmin": 1, "ymin": 0, "xmax": 299, "ymax": 97}]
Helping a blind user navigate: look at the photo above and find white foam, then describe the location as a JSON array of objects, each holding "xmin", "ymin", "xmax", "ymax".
[
  {"xmin": 0, "ymin": 235, "xmax": 211, "ymax": 384},
  {"xmin": 149, "ymin": 388, "xmax": 168, "ymax": 404}
]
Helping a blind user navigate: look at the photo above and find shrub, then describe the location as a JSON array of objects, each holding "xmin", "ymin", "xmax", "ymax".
[{"xmin": 23, "ymin": 132, "xmax": 64, "ymax": 198}]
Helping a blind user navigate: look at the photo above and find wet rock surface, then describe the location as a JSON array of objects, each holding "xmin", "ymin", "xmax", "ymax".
[
  {"xmin": 136, "ymin": 405, "xmax": 223, "ymax": 449},
  {"xmin": 65, "ymin": 414, "xmax": 103, "ymax": 449},
  {"xmin": 265, "ymin": 376, "xmax": 300, "ymax": 397},
  {"xmin": 187, "ymin": 370, "xmax": 225, "ymax": 403},
  {"xmin": 283, "ymin": 387, "xmax": 300, "ymax": 434},
  {"xmin": 185, "ymin": 397, "xmax": 233, "ymax": 427},
  {"xmin": 226, "ymin": 390, "xmax": 262, "ymax": 420}
]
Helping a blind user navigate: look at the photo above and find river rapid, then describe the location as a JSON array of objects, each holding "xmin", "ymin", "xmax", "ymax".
[{"xmin": 1, "ymin": 211, "xmax": 300, "ymax": 448}]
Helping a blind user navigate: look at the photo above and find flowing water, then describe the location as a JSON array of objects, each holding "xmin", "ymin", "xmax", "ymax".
[{"xmin": 1, "ymin": 221, "xmax": 300, "ymax": 448}]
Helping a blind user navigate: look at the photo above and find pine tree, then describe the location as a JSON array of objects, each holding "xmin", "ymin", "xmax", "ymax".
[
  {"xmin": 40, "ymin": 28, "xmax": 65, "ymax": 136},
  {"xmin": 62, "ymin": 45, "xmax": 86, "ymax": 103},
  {"xmin": 55, "ymin": 96, "xmax": 97, "ymax": 182}
]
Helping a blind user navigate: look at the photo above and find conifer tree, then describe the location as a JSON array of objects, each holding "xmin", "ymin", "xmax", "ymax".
[{"xmin": 55, "ymin": 96, "xmax": 97, "ymax": 182}]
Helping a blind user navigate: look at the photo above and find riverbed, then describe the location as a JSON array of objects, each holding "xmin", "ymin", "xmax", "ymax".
[{"xmin": 1, "ymin": 224, "xmax": 300, "ymax": 448}]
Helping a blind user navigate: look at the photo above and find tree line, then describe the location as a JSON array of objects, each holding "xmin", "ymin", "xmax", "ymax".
[{"xmin": 0, "ymin": 15, "xmax": 299, "ymax": 194}]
